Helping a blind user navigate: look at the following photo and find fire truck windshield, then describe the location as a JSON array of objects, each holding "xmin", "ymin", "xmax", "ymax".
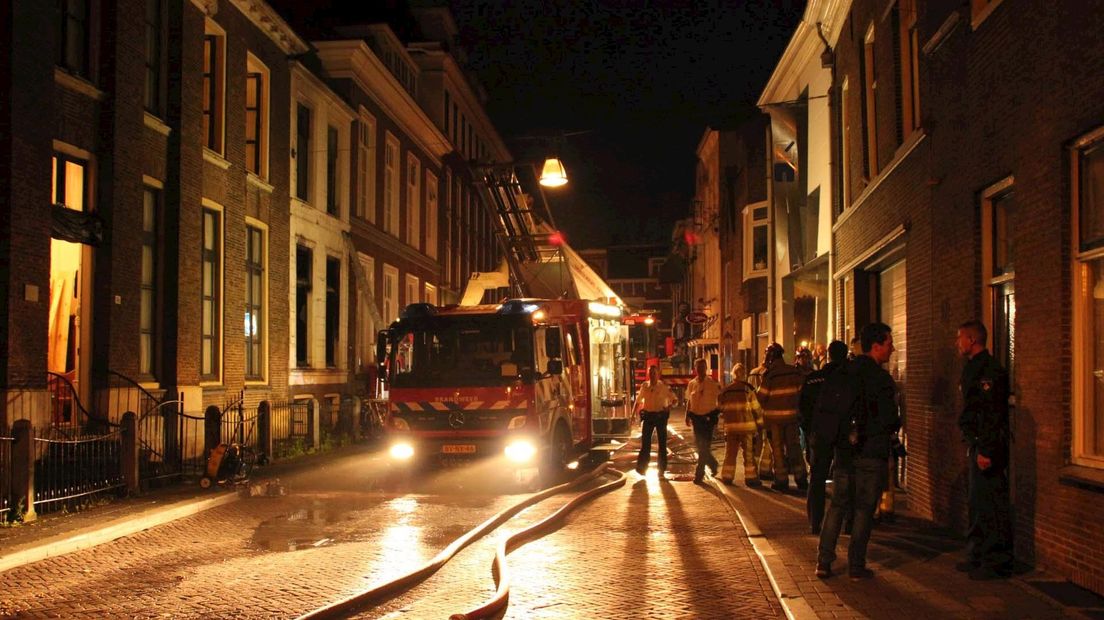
[{"xmin": 389, "ymin": 321, "xmax": 536, "ymax": 387}]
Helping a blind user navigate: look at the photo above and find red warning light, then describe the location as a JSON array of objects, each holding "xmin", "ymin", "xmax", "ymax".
[{"xmin": 548, "ymin": 231, "xmax": 566, "ymax": 246}]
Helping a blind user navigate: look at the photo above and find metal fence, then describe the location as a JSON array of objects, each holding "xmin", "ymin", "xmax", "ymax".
[
  {"xmin": 136, "ymin": 401, "xmax": 208, "ymax": 486},
  {"xmin": 33, "ymin": 426, "xmax": 125, "ymax": 513},
  {"xmin": 269, "ymin": 399, "xmax": 312, "ymax": 459},
  {"xmin": 1, "ymin": 435, "xmax": 13, "ymax": 522}
]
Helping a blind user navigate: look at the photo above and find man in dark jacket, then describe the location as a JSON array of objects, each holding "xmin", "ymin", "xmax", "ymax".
[
  {"xmin": 800, "ymin": 340, "xmax": 850, "ymax": 534},
  {"xmin": 955, "ymin": 320, "xmax": 1012, "ymax": 580},
  {"xmin": 816, "ymin": 323, "xmax": 900, "ymax": 580}
]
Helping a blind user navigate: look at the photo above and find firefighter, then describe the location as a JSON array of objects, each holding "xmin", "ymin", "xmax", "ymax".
[
  {"xmin": 634, "ymin": 365, "xmax": 677, "ymax": 475},
  {"xmin": 955, "ymin": 319, "xmax": 1013, "ymax": 580},
  {"xmin": 685, "ymin": 358, "xmax": 722, "ymax": 483},
  {"xmin": 757, "ymin": 343, "xmax": 808, "ymax": 491},
  {"xmin": 748, "ymin": 349, "xmax": 773, "ymax": 480},
  {"xmin": 719, "ymin": 363, "xmax": 764, "ymax": 486}
]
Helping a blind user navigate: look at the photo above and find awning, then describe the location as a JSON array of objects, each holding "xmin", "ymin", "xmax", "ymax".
[{"xmin": 686, "ymin": 337, "xmax": 719, "ymax": 351}]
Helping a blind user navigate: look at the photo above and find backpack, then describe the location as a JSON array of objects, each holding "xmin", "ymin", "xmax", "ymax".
[{"xmin": 810, "ymin": 364, "xmax": 863, "ymax": 450}]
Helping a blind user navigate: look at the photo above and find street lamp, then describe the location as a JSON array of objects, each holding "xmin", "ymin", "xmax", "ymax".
[{"xmin": 539, "ymin": 156, "xmax": 568, "ymax": 187}]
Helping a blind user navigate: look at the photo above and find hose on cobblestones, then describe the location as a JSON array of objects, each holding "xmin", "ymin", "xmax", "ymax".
[
  {"xmin": 297, "ymin": 463, "xmax": 616, "ymax": 620},
  {"xmin": 449, "ymin": 467, "xmax": 627, "ymax": 620}
]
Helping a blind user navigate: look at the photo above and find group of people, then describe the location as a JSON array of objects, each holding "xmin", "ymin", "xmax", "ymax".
[{"xmin": 632, "ymin": 319, "xmax": 1012, "ymax": 583}]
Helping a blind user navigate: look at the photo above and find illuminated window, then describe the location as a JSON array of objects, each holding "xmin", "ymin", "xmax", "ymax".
[
  {"xmin": 405, "ymin": 273, "xmax": 419, "ymax": 307},
  {"xmin": 743, "ymin": 201, "xmax": 769, "ymax": 279},
  {"xmin": 384, "ymin": 133, "xmax": 400, "ymax": 236},
  {"xmin": 356, "ymin": 253, "xmax": 376, "ymax": 367},
  {"xmin": 1072, "ymin": 126, "xmax": 1104, "ymax": 466},
  {"xmin": 382, "ymin": 264, "xmax": 399, "ymax": 324},
  {"xmin": 245, "ymin": 224, "xmax": 265, "ymax": 380}
]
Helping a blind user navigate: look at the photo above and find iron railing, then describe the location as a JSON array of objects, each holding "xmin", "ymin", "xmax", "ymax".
[
  {"xmin": 0, "ymin": 435, "xmax": 13, "ymax": 522},
  {"xmin": 33, "ymin": 426, "xmax": 125, "ymax": 513},
  {"xmin": 269, "ymin": 399, "xmax": 312, "ymax": 459}
]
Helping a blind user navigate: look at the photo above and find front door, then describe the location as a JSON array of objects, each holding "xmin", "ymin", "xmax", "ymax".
[{"xmin": 49, "ymin": 154, "xmax": 93, "ymax": 425}]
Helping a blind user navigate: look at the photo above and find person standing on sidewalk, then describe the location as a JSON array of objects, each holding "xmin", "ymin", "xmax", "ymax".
[
  {"xmin": 757, "ymin": 343, "xmax": 808, "ymax": 492},
  {"xmin": 685, "ymin": 358, "xmax": 722, "ymax": 483},
  {"xmin": 800, "ymin": 340, "xmax": 850, "ymax": 534},
  {"xmin": 816, "ymin": 322, "xmax": 900, "ymax": 580},
  {"xmin": 635, "ymin": 365, "xmax": 677, "ymax": 475},
  {"xmin": 955, "ymin": 319, "xmax": 1013, "ymax": 580},
  {"xmin": 718, "ymin": 363, "xmax": 764, "ymax": 487}
]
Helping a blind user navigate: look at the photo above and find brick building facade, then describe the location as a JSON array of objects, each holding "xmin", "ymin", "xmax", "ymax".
[{"xmin": 828, "ymin": 0, "xmax": 1104, "ymax": 595}]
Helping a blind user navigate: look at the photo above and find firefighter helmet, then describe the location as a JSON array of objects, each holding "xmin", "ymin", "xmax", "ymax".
[{"xmin": 765, "ymin": 342, "xmax": 784, "ymax": 362}]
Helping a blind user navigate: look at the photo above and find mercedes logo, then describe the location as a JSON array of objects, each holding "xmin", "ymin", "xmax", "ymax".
[{"xmin": 448, "ymin": 411, "xmax": 466, "ymax": 428}]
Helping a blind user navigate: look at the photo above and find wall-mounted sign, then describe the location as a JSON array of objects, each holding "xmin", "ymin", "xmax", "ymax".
[{"xmin": 685, "ymin": 311, "xmax": 709, "ymax": 325}]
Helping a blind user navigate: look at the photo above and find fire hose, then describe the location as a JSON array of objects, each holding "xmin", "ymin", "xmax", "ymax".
[
  {"xmin": 297, "ymin": 462, "xmax": 624, "ymax": 620},
  {"xmin": 450, "ymin": 466, "xmax": 627, "ymax": 620}
]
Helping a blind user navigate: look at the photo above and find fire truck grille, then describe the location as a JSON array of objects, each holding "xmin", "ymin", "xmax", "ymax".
[{"xmin": 397, "ymin": 408, "xmax": 526, "ymax": 431}]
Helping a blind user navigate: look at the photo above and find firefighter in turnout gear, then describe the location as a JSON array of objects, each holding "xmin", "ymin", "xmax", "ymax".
[
  {"xmin": 719, "ymin": 363, "xmax": 764, "ymax": 486},
  {"xmin": 955, "ymin": 320, "xmax": 1013, "ymax": 580},
  {"xmin": 757, "ymin": 343, "xmax": 808, "ymax": 491}
]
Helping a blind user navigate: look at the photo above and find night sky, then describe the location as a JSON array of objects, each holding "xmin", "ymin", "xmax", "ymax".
[{"xmin": 449, "ymin": 1, "xmax": 804, "ymax": 249}]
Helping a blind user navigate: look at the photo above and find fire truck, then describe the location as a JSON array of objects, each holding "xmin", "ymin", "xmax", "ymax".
[{"xmin": 375, "ymin": 165, "xmax": 633, "ymax": 478}]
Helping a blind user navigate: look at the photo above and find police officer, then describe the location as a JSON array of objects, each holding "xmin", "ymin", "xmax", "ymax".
[
  {"xmin": 757, "ymin": 343, "xmax": 808, "ymax": 492},
  {"xmin": 685, "ymin": 358, "xmax": 722, "ymax": 483},
  {"xmin": 955, "ymin": 320, "xmax": 1012, "ymax": 580},
  {"xmin": 800, "ymin": 340, "xmax": 849, "ymax": 534}
]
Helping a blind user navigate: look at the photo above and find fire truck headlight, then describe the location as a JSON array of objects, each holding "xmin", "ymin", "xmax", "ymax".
[
  {"xmin": 391, "ymin": 417, "xmax": 410, "ymax": 431},
  {"xmin": 389, "ymin": 442, "xmax": 415, "ymax": 460},
  {"xmin": 507, "ymin": 415, "xmax": 528, "ymax": 430},
  {"xmin": 504, "ymin": 440, "xmax": 537, "ymax": 463}
]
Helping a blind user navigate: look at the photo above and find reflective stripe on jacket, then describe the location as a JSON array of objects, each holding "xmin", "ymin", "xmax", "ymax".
[
  {"xmin": 719, "ymin": 381, "xmax": 763, "ymax": 433},
  {"xmin": 757, "ymin": 361, "xmax": 805, "ymax": 423}
]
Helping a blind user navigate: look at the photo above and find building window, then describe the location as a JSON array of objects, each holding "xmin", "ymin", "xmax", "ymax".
[
  {"xmin": 144, "ymin": 0, "xmax": 164, "ymax": 115},
  {"xmin": 384, "ymin": 133, "xmax": 400, "ymax": 236},
  {"xmin": 383, "ymin": 264, "xmax": 398, "ymax": 325},
  {"xmin": 325, "ymin": 257, "xmax": 340, "ymax": 368},
  {"xmin": 357, "ymin": 111, "xmax": 377, "ymax": 222},
  {"xmin": 202, "ymin": 31, "xmax": 225, "ymax": 154},
  {"xmin": 407, "ymin": 154, "xmax": 421, "ymax": 249},
  {"xmin": 443, "ymin": 90, "xmax": 450, "ymax": 135},
  {"xmin": 295, "ymin": 245, "xmax": 312, "ymax": 367},
  {"xmin": 245, "ymin": 55, "xmax": 269, "ymax": 178},
  {"xmin": 58, "ymin": 0, "xmax": 90, "ymax": 78},
  {"xmin": 356, "ymin": 253, "xmax": 376, "ymax": 368},
  {"xmin": 1071, "ymin": 127, "xmax": 1104, "ymax": 465},
  {"xmin": 839, "ymin": 78, "xmax": 852, "ymax": 210},
  {"xmin": 897, "ymin": 0, "xmax": 921, "ymax": 136},
  {"xmin": 326, "ymin": 125, "xmax": 339, "ymax": 216},
  {"xmin": 140, "ymin": 187, "xmax": 160, "ymax": 379},
  {"xmin": 405, "ymin": 274, "xmax": 419, "ymax": 307},
  {"xmin": 425, "ymin": 170, "xmax": 438, "ymax": 259},
  {"xmin": 424, "ymin": 282, "xmax": 437, "ymax": 306},
  {"xmin": 743, "ymin": 202, "xmax": 769, "ymax": 279},
  {"xmin": 296, "ymin": 103, "xmax": 311, "ymax": 201},
  {"xmin": 245, "ymin": 224, "xmax": 265, "ymax": 380},
  {"xmin": 861, "ymin": 25, "xmax": 879, "ymax": 179},
  {"xmin": 981, "ymin": 177, "xmax": 1016, "ymax": 381},
  {"xmin": 201, "ymin": 208, "xmax": 221, "ymax": 380}
]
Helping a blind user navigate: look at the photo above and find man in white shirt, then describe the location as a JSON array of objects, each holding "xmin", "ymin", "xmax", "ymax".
[
  {"xmin": 686, "ymin": 358, "xmax": 722, "ymax": 483},
  {"xmin": 634, "ymin": 365, "xmax": 676, "ymax": 475}
]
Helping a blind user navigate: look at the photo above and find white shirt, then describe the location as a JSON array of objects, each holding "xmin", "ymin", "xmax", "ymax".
[
  {"xmin": 636, "ymin": 380, "xmax": 676, "ymax": 413},
  {"xmin": 686, "ymin": 376, "xmax": 722, "ymax": 415}
]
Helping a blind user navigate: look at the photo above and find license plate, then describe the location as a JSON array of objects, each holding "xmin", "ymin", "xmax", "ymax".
[{"xmin": 441, "ymin": 444, "xmax": 476, "ymax": 454}]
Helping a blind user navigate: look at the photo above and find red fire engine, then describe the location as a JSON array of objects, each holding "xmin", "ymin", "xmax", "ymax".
[{"xmin": 377, "ymin": 298, "xmax": 630, "ymax": 478}]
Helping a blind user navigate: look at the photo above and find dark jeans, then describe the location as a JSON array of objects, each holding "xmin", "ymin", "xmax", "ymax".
[
  {"xmin": 807, "ymin": 444, "xmax": 834, "ymax": 532},
  {"xmin": 817, "ymin": 450, "xmax": 887, "ymax": 570},
  {"xmin": 689, "ymin": 412, "xmax": 719, "ymax": 479},
  {"xmin": 637, "ymin": 411, "xmax": 670, "ymax": 473},
  {"xmin": 967, "ymin": 446, "xmax": 1013, "ymax": 569}
]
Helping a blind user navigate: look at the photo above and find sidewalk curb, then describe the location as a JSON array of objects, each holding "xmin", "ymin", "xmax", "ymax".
[
  {"xmin": 708, "ymin": 477, "xmax": 820, "ymax": 620},
  {"xmin": 0, "ymin": 491, "xmax": 240, "ymax": 575}
]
